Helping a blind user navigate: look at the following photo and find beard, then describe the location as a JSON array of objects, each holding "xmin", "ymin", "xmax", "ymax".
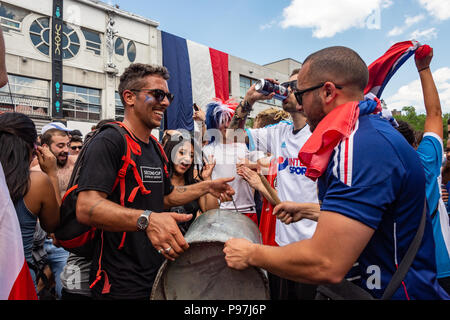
[
  {"xmin": 306, "ymin": 96, "xmax": 327, "ymax": 133},
  {"xmin": 56, "ymin": 152, "xmax": 68, "ymax": 167}
]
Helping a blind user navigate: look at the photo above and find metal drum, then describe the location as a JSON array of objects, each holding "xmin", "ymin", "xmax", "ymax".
[{"xmin": 150, "ymin": 209, "xmax": 270, "ymax": 300}]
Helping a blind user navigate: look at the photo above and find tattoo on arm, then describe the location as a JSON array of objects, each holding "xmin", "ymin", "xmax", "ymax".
[
  {"xmin": 229, "ymin": 101, "xmax": 252, "ymax": 129},
  {"xmin": 176, "ymin": 186, "xmax": 187, "ymax": 193}
]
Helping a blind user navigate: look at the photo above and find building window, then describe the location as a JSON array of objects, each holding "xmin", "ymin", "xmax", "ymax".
[
  {"xmin": 62, "ymin": 24, "xmax": 80, "ymax": 59},
  {"xmin": 0, "ymin": 74, "xmax": 50, "ymax": 117},
  {"xmin": 63, "ymin": 85, "xmax": 101, "ymax": 121},
  {"xmin": 29, "ymin": 17, "xmax": 50, "ymax": 56},
  {"xmin": 115, "ymin": 37, "xmax": 124, "ymax": 56},
  {"xmin": 29, "ymin": 18, "xmax": 80, "ymax": 59},
  {"xmin": 239, "ymin": 75, "xmax": 257, "ymax": 98},
  {"xmin": 0, "ymin": 2, "xmax": 29, "ymax": 32},
  {"xmin": 82, "ymin": 28, "xmax": 101, "ymax": 55},
  {"xmin": 115, "ymin": 91, "xmax": 124, "ymax": 121},
  {"xmin": 127, "ymin": 41, "xmax": 136, "ymax": 62}
]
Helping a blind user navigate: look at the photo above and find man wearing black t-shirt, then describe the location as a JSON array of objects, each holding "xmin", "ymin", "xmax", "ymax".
[{"xmin": 75, "ymin": 64, "xmax": 235, "ymax": 300}]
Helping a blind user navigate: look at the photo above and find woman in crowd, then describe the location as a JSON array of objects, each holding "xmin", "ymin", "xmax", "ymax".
[
  {"xmin": 0, "ymin": 112, "xmax": 60, "ymax": 285},
  {"xmin": 163, "ymin": 133, "xmax": 218, "ymax": 234}
]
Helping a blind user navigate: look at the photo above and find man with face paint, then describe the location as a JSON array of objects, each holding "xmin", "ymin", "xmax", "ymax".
[{"xmin": 72, "ymin": 63, "xmax": 235, "ymax": 300}]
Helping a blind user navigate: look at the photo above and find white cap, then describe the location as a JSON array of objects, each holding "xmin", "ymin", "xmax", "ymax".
[{"xmin": 41, "ymin": 122, "xmax": 72, "ymax": 135}]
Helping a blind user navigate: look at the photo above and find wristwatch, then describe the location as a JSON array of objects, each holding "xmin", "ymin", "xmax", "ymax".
[{"xmin": 137, "ymin": 210, "xmax": 152, "ymax": 231}]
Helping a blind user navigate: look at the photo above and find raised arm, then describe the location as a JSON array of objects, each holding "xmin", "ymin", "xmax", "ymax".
[
  {"xmin": 416, "ymin": 46, "xmax": 442, "ymax": 139},
  {"xmin": 227, "ymin": 80, "xmax": 275, "ymax": 141},
  {"xmin": 0, "ymin": 28, "xmax": 8, "ymax": 87}
]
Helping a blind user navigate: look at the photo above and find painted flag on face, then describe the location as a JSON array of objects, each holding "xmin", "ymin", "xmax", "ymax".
[{"xmin": 161, "ymin": 31, "xmax": 229, "ymax": 131}]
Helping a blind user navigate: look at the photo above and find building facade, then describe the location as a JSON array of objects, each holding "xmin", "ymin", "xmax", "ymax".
[{"xmin": 1, "ymin": 0, "xmax": 299, "ymax": 136}]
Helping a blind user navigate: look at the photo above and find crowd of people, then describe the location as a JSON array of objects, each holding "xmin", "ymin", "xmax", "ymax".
[{"xmin": 0, "ymin": 23, "xmax": 449, "ymax": 300}]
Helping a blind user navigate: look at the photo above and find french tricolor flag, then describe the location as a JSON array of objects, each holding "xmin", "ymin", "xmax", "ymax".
[
  {"xmin": 364, "ymin": 40, "xmax": 422, "ymax": 98},
  {"xmin": 161, "ymin": 31, "xmax": 229, "ymax": 131},
  {"xmin": 0, "ymin": 164, "xmax": 37, "ymax": 300}
]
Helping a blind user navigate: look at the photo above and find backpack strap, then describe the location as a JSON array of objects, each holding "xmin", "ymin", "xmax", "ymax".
[{"xmin": 381, "ymin": 196, "xmax": 427, "ymax": 300}]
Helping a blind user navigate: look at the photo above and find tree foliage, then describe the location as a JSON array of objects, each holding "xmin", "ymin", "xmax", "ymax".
[{"xmin": 393, "ymin": 106, "xmax": 449, "ymax": 146}]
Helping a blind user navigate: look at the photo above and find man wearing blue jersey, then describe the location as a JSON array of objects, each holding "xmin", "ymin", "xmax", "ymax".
[{"xmin": 224, "ymin": 46, "xmax": 449, "ymax": 299}]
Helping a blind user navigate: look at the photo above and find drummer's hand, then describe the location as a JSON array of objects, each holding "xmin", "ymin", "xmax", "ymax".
[
  {"xmin": 223, "ymin": 238, "xmax": 256, "ymax": 270},
  {"xmin": 146, "ymin": 212, "xmax": 192, "ymax": 261}
]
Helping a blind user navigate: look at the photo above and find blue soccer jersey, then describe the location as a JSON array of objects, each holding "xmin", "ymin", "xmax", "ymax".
[
  {"xmin": 318, "ymin": 114, "xmax": 450, "ymax": 300},
  {"xmin": 417, "ymin": 133, "xmax": 450, "ymax": 280}
]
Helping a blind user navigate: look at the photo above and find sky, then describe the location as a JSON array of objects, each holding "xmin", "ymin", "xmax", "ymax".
[{"xmin": 110, "ymin": 0, "xmax": 450, "ymax": 114}]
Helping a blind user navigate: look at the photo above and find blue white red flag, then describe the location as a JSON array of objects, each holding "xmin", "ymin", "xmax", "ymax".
[
  {"xmin": 0, "ymin": 163, "xmax": 37, "ymax": 300},
  {"xmin": 364, "ymin": 40, "xmax": 421, "ymax": 98},
  {"xmin": 161, "ymin": 31, "xmax": 229, "ymax": 131}
]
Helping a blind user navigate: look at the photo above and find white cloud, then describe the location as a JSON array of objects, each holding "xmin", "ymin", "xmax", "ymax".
[
  {"xmin": 387, "ymin": 14, "xmax": 425, "ymax": 37},
  {"xmin": 385, "ymin": 67, "xmax": 450, "ymax": 113},
  {"xmin": 419, "ymin": 0, "xmax": 450, "ymax": 21},
  {"xmin": 410, "ymin": 27, "xmax": 438, "ymax": 40},
  {"xmin": 280, "ymin": 0, "xmax": 392, "ymax": 38}
]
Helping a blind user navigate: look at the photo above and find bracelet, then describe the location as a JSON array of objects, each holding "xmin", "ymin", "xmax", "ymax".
[
  {"xmin": 418, "ymin": 66, "xmax": 430, "ymax": 72},
  {"xmin": 240, "ymin": 100, "xmax": 253, "ymax": 113}
]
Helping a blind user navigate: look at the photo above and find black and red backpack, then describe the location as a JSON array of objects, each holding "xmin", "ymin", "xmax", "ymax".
[{"xmin": 54, "ymin": 121, "xmax": 169, "ymax": 258}]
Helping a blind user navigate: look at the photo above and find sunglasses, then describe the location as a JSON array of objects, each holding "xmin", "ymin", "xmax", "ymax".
[
  {"xmin": 280, "ymin": 80, "xmax": 297, "ymax": 91},
  {"xmin": 131, "ymin": 88, "xmax": 174, "ymax": 103},
  {"xmin": 293, "ymin": 83, "xmax": 343, "ymax": 105},
  {"xmin": 71, "ymin": 146, "xmax": 82, "ymax": 150}
]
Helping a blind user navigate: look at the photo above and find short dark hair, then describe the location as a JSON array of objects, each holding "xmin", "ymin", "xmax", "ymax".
[
  {"xmin": 70, "ymin": 129, "xmax": 83, "ymax": 137},
  {"xmin": 70, "ymin": 135, "xmax": 83, "ymax": 143},
  {"xmin": 118, "ymin": 63, "xmax": 170, "ymax": 107},
  {"xmin": 290, "ymin": 68, "xmax": 301, "ymax": 77},
  {"xmin": 302, "ymin": 46, "xmax": 369, "ymax": 92},
  {"xmin": 41, "ymin": 128, "xmax": 69, "ymax": 146}
]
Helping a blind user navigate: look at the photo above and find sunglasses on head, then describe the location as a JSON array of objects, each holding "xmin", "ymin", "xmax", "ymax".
[
  {"xmin": 71, "ymin": 146, "xmax": 82, "ymax": 150},
  {"xmin": 131, "ymin": 88, "xmax": 174, "ymax": 103},
  {"xmin": 293, "ymin": 82, "xmax": 343, "ymax": 105}
]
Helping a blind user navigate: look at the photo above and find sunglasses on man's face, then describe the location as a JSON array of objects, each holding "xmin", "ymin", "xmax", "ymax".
[
  {"xmin": 131, "ymin": 89, "xmax": 174, "ymax": 104},
  {"xmin": 71, "ymin": 146, "xmax": 82, "ymax": 151},
  {"xmin": 293, "ymin": 83, "xmax": 343, "ymax": 105},
  {"xmin": 280, "ymin": 80, "xmax": 297, "ymax": 91}
]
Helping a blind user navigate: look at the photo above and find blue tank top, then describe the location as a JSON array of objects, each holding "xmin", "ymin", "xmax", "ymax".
[{"xmin": 14, "ymin": 198, "xmax": 37, "ymax": 263}]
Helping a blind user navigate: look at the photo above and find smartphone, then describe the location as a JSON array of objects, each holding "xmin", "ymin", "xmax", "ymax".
[{"xmin": 193, "ymin": 103, "xmax": 199, "ymax": 111}]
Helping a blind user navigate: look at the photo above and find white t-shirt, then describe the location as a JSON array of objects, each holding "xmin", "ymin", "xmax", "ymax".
[
  {"xmin": 246, "ymin": 121, "xmax": 319, "ymax": 245},
  {"xmin": 202, "ymin": 141, "xmax": 264, "ymax": 213}
]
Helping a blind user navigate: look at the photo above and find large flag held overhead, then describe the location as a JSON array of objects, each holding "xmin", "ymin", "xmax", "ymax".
[
  {"xmin": 0, "ymin": 163, "xmax": 37, "ymax": 300},
  {"xmin": 161, "ymin": 31, "xmax": 229, "ymax": 131},
  {"xmin": 364, "ymin": 40, "xmax": 422, "ymax": 98}
]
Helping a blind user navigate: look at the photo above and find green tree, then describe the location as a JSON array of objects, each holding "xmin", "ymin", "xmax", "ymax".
[{"xmin": 393, "ymin": 106, "xmax": 449, "ymax": 147}]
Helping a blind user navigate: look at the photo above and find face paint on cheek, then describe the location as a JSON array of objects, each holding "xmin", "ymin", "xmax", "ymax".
[{"xmin": 144, "ymin": 95, "xmax": 155, "ymax": 104}]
